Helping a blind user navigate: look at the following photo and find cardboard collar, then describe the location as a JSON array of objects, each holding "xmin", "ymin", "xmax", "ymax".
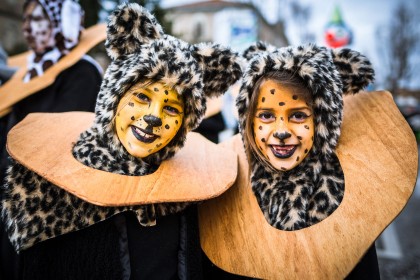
[
  {"xmin": 6, "ymin": 112, "xmax": 238, "ymax": 206},
  {"xmin": 199, "ymin": 91, "xmax": 418, "ymax": 279},
  {"xmin": 0, "ymin": 24, "xmax": 106, "ymax": 118}
]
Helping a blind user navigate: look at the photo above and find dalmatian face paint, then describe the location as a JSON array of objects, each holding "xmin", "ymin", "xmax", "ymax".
[
  {"xmin": 115, "ymin": 81, "xmax": 184, "ymax": 158},
  {"xmin": 253, "ymin": 80, "xmax": 314, "ymax": 171},
  {"xmin": 22, "ymin": 1, "xmax": 53, "ymax": 55}
]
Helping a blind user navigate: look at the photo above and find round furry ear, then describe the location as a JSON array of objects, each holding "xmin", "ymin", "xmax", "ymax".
[
  {"xmin": 331, "ymin": 48, "xmax": 375, "ymax": 94},
  {"xmin": 105, "ymin": 3, "xmax": 164, "ymax": 60},
  {"xmin": 192, "ymin": 42, "xmax": 242, "ymax": 98},
  {"xmin": 242, "ymin": 41, "xmax": 278, "ymax": 61}
]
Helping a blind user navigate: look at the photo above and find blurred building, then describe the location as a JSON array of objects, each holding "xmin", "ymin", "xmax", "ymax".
[
  {"xmin": 165, "ymin": 1, "xmax": 288, "ymax": 51},
  {"xmin": 0, "ymin": 0, "xmax": 26, "ymax": 55}
]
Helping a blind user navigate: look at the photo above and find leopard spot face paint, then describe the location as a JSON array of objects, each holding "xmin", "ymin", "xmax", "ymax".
[
  {"xmin": 253, "ymin": 80, "xmax": 314, "ymax": 171},
  {"xmin": 115, "ymin": 81, "xmax": 184, "ymax": 158}
]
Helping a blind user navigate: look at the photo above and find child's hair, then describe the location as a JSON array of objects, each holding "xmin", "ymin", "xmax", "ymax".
[{"xmin": 243, "ymin": 71, "xmax": 313, "ymax": 170}]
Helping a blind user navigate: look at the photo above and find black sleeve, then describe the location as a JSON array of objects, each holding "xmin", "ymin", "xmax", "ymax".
[
  {"xmin": 50, "ymin": 59, "xmax": 102, "ymax": 113},
  {"xmin": 194, "ymin": 112, "xmax": 226, "ymax": 143}
]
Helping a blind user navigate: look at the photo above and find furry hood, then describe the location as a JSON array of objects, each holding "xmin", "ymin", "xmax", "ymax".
[
  {"xmin": 23, "ymin": 0, "xmax": 84, "ymax": 50},
  {"xmin": 236, "ymin": 42, "xmax": 374, "ymax": 161},
  {"xmin": 0, "ymin": 4, "xmax": 241, "ymax": 252},
  {"xmin": 235, "ymin": 42, "xmax": 375, "ymax": 230},
  {"xmin": 90, "ymin": 3, "xmax": 242, "ymax": 164}
]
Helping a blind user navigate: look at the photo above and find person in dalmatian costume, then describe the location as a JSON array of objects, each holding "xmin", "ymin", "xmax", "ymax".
[{"xmin": 1, "ymin": 3, "xmax": 242, "ymax": 279}]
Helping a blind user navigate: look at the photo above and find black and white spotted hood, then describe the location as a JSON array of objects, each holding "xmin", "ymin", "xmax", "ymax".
[
  {"xmin": 236, "ymin": 42, "xmax": 375, "ymax": 230},
  {"xmin": 237, "ymin": 42, "xmax": 374, "ymax": 162},
  {"xmin": 0, "ymin": 3, "xmax": 241, "ymax": 252},
  {"xmin": 93, "ymin": 3, "xmax": 242, "ymax": 164}
]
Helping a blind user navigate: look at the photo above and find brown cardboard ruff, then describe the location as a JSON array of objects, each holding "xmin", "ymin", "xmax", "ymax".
[
  {"xmin": 199, "ymin": 91, "xmax": 418, "ymax": 279},
  {"xmin": 0, "ymin": 24, "xmax": 106, "ymax": 117},
  {"xmin": 7, "ymin": 112, "xmax": 237, "ymax": 206}
]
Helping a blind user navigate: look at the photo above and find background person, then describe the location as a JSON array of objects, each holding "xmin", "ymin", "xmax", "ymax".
[{"xmin": 0, "ymin": 1, "xmax": 103, "ymax": 279}]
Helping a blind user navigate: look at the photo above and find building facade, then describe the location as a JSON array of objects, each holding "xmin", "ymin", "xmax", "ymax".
[{"xmin": 165, "ymin": 1, "xmax": 289, "ymax": 52}]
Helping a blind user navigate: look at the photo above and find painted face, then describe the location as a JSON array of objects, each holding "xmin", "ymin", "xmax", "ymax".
[
  {"xmin": 253, "ymin": 80, "xmax": 314, "ymax": 171},
  {"xmin": 22, "ymin": 2, "xmax": 53, "ymax": 54},
  {"xmin": 115, "ymin": 81, "xmax": 184, "ymax": 158}
]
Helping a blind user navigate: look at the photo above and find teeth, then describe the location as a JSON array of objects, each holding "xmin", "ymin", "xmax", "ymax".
[
  {"xmin": 135, "ymin": 127, "xmax": 154, "ymax": 138},
  {"xmin": 272, "ymin": 145, "xmax": 294, "ymax": 153},
  {"xmin": 270, "ymin": 145, "xmax": 297, "ymax": 159}
]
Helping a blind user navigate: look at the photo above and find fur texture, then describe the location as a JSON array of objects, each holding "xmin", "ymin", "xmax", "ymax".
[
  {"xmin": 236, "ymin": 42, "xmax": 374, "ymax": 230},
  {"xmin": 1, "ymin": 3, "xmax": 242, "ymax": 252}
]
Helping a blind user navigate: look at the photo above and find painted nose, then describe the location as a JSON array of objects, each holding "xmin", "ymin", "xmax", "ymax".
[
  {"xmin": 273, "ymin": 131, "xmax": 292, "ymax": 141},
  {"xmin": 143, "ymin": 114, "xmax": 162, "ymax": 127}
]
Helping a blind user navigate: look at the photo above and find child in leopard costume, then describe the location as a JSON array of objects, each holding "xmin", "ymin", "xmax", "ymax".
[
  {"xmin": 237, "ymin": 42, "xmax": 374, "ymax": 230},
  {"xmin": 0, "ymin": 3, "xmax": 241, "ymax": 279}
]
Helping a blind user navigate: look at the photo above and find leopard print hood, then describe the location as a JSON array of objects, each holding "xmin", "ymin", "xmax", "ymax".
[
  {"xmin": 1, "ymin": 3, "xmax": 241, "ymax": 252},
  {"xmin": 236, "ymin": 42, "xmax": 374, "ymax": 230},
  {"xmin": 89, "ymin": 3, "xmax": 242, "ymax": 165}
]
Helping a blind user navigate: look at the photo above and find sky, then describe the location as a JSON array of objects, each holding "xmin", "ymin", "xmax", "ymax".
[{"xmin": 161, "ymin": 0, "xmax": 420, "ymax": 90}]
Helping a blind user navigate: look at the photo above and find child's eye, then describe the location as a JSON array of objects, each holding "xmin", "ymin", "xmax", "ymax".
[
  {"xmin": 135, "ymin": 93, "xmax": 150, "ymax": 103},
  {"xmin": 289, "ymin": 111, "xmax": 310, "ymax": 122},
  {"xmin": 257, "ymin": 112, "xmax": 275, "ymax": 122},
  {"xmin": 164, "ymin": 106, "xmax": 180, "ymax": 116}
]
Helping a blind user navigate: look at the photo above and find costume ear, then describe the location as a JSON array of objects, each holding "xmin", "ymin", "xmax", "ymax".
[
  {"xmin": 192, "ymin": 42, "xmax": 242, "ymax": 98},
  {"xmin": 331, "ymin": 48, "xmax": 375, "ymax": 94},
  {"xmin": 105, "ymin": 3, "xmax": 164, "ymax": 60},
  {"xmin": 242, "ymin": 41, "xmax": 278, "ymax": 61}
]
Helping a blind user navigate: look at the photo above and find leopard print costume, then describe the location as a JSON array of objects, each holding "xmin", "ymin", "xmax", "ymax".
[
  {"xmin": 236, "ymin": 42, "xmax": 374, "ymax": 230},
  {"xmin": 1, "ymin": 3, "xmax": 242, "ymax": 252}
]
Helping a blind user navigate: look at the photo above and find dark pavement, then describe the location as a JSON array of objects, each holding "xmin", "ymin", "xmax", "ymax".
[{"xmin": 377, "ymin": 148, "xmax": 420, "ymax": 279}]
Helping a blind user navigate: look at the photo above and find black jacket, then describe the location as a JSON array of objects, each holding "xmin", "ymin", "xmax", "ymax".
[
  {"xmin": 0, "ymin": 58, "xmax": 102, "ymax": 280},
  {"xmin": 17, "ymin": 206, "xmax": 203, "ymax": 280}
]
